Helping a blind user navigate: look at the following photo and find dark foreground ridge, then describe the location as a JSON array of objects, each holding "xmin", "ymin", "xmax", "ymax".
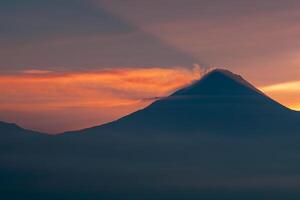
[{"xmin": 1, "ymin": 69, "xmax": 300, "ymax": 200}]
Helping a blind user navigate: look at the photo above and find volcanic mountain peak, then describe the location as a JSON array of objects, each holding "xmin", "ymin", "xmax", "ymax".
[
  {"xmin": 206, "ymin": 68, "xmax": 257, "ymax": 87},
  {"xmin": 62, "ymin": 68, "xmax": 298, "ymax": 135},
  {"xmin": 172, "ymin": 68, "xmax": 263, "ymax": 96}
]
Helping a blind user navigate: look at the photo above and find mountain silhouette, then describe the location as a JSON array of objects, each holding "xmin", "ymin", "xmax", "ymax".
[
  {"xmin": 70, "ymin": 69, "xmax": 298, "ymax": 135},
  {"xmin": 0, "ymin": 121, "xmax": 41, "ymax": 137},
  {"xmin": 0, "ymin": 121, "xmax": 33, "ymax": 133},
  {"xmin": 1, "ymin": 69, "xmax": 300, "ymax": 200}
]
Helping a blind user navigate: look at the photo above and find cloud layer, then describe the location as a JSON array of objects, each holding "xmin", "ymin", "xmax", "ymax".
[{"xmin": 0, "ymin": 67, "xmax": 201, "ymax": 133}]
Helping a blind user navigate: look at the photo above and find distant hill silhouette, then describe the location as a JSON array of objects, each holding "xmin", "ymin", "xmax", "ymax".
[
  {"xmin": 0, "ymin": 120, "xmax": 41, "ymax": 131},
  {"xmin": 0, "ymin": 120, "xmax": 48, "ymax": 142},
  {"xmin": 1, "ymin": 69, "xmax": 300, "ymax": 200}
]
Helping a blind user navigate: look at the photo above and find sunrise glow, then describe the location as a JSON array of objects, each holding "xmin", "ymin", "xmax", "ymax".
[
  {"xmin": 0, "ymin": 66, "xmax": 299, "ymax": 133},
  {"xmin": 0, "ymin": 67, "xmax": 201, "ymax": 133}
]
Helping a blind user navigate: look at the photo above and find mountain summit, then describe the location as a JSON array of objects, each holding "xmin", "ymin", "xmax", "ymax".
[
  {"xmin": 173, "ymin": 69, "xmax": 263, "ymax": 96},
  {"xmin": 69, "ymin": 69, "xmax": 297, "ymax": 135}
]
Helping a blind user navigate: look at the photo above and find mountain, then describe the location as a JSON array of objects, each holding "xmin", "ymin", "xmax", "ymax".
[
  {"xmin": 1, "ymin": 69, "xmax": 300, "ymax": 200},
  {"xmin": 0, "ymin": 121, "xmax": 28, "ymax": 132},
  {"xmin": 0, "ymin": 121, "xmax": 38, "ymax": 133},
  {"xmin": 0, "ymin": 121, "xmax": 42, "ymax": 139},
  {"xmin": 70, "ymin": 69, "xmax": 299, "ymax": 135},
  {"xmin": 0, "ymin": 121, "xmax": 50, "ymax": 159}
]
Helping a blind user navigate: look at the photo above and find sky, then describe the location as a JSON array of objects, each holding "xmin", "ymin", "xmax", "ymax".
[{"xmin": 1, "ymin": 0, "xmax": 300, "ymax": 133}]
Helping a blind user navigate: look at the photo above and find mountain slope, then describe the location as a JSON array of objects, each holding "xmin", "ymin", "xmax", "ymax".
[
  {"xmin": 71, "ymin": 69, "xmax": 299, "ymax": 135},
  {"xmin": 0, "ymin": 121, "xmax": 41, "ymax": 137},
  {"xmin": 0, "ymin": 121, "xmax": 51, "ymax": 156}
]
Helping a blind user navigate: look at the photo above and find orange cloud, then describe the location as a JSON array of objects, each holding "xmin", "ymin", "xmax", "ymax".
[
  {"xmin": 260, "ymin": 81, "xmax": 300, "ymax": 111},
  {"xmin": 0, "ymin": 67, "xmax": 202, "ymax": 133},
  {"xmin": 261, "ymin": 81, "xmax": 300, "ymax": 92}
]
